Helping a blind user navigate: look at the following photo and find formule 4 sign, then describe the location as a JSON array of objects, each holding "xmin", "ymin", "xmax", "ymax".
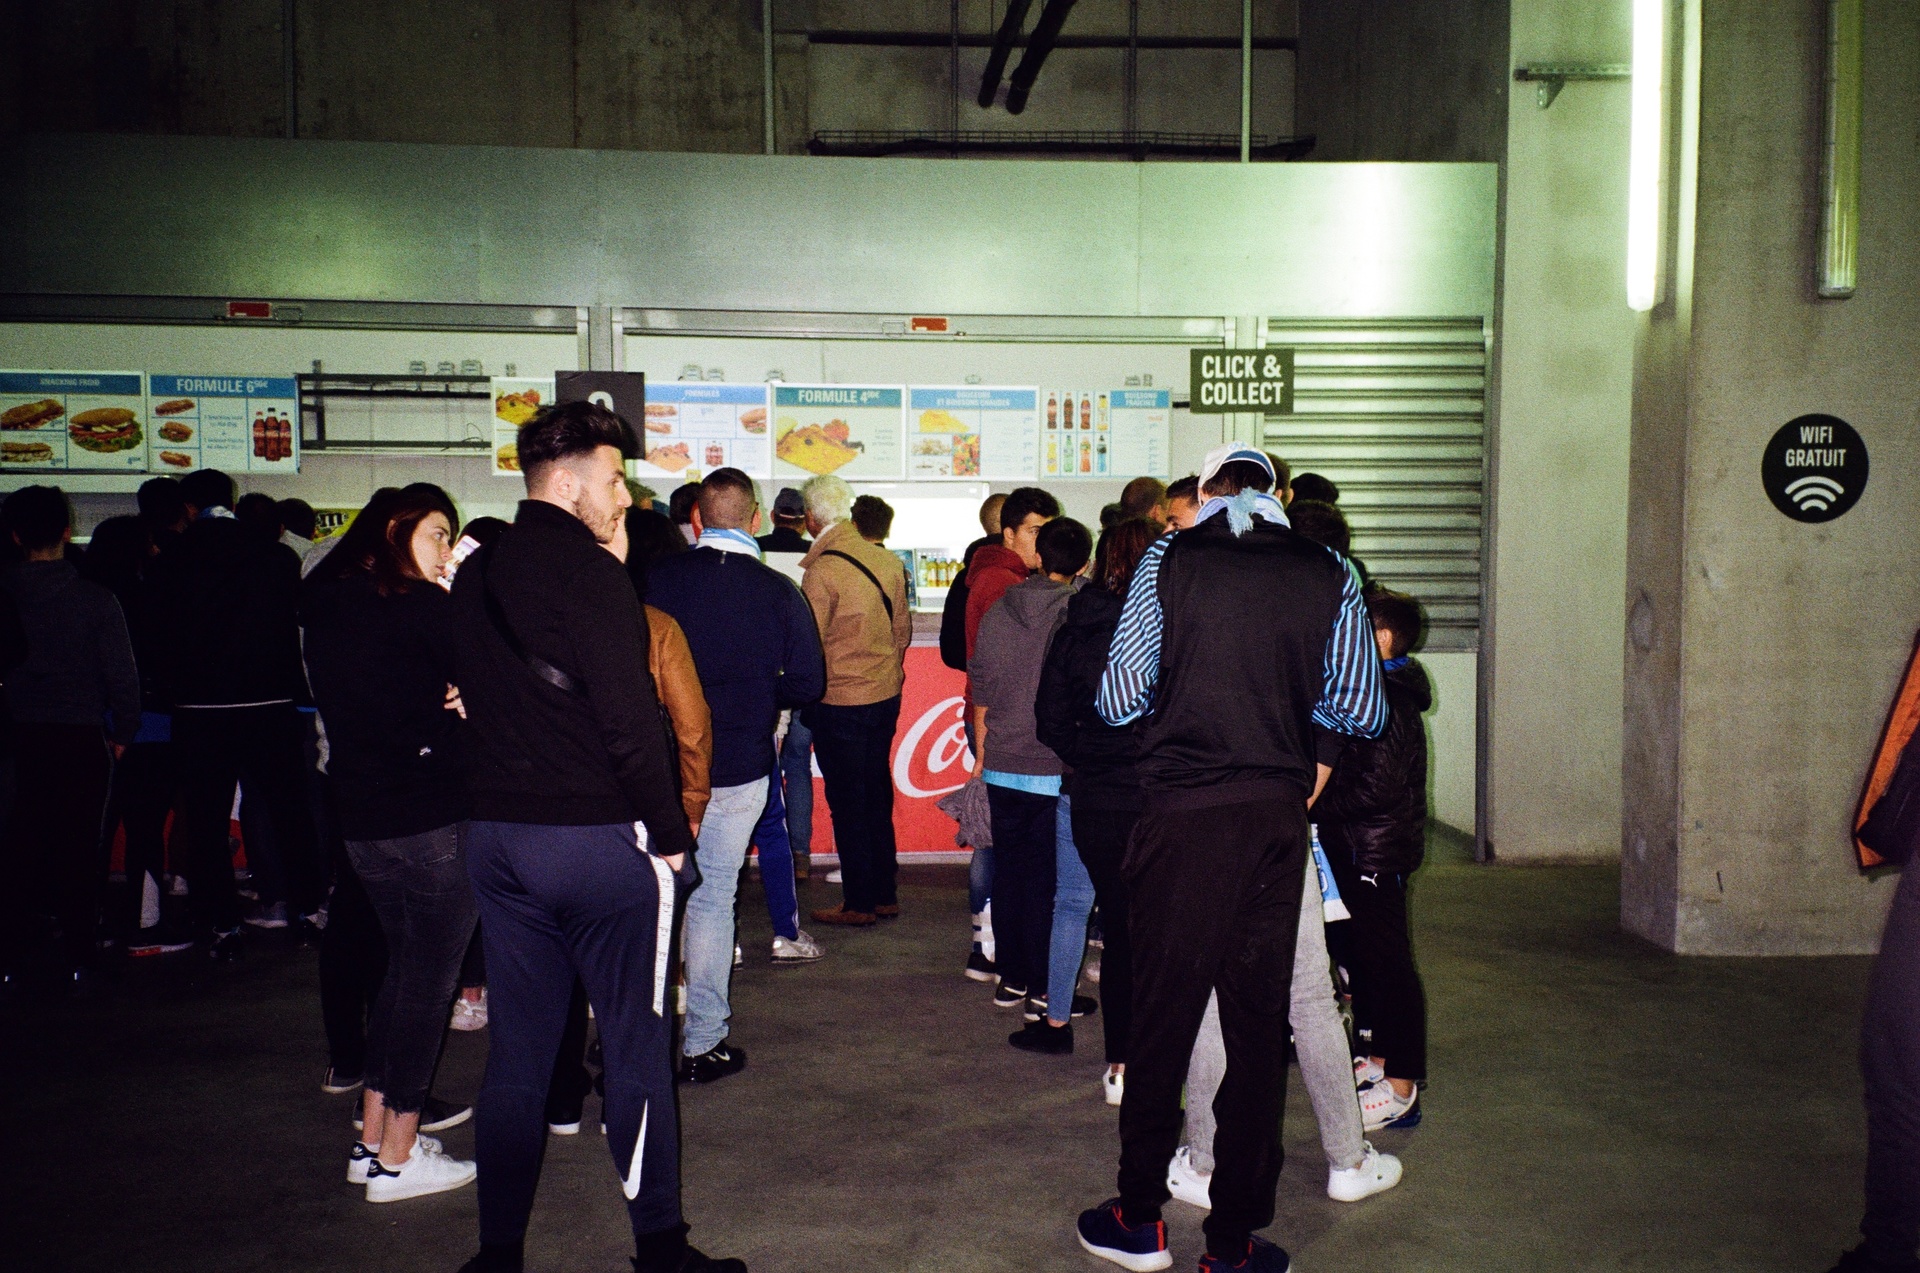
[{"xmin": 1762, "ymin": 413, "xmax": 1867, "ymax": 524}]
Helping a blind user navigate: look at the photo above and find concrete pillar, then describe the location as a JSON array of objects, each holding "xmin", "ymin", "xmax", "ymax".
[{"xmin": 1621, "ymin": 0, "xmax": 1920, "ymax": 954}]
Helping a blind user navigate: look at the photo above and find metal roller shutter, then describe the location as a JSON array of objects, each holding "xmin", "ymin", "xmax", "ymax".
[{"xmin": 1262, "ymin": 317, "xmax": 1488, "ymax": 652}]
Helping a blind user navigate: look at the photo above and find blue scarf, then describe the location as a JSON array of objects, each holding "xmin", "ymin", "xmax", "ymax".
[
  {"xmin": 696, "ymin": 527, "xmax": 762, "ymax": 559},
  {"xmin": 1195, "ymin": 490, "xmax": 1290, "ymax": 536}
]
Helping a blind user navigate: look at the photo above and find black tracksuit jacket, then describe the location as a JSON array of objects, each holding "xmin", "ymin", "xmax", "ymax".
[
  {"xmin": 1315, "ymin": 658, "xmax": 1432, "ymax": 876},
  {"xmin": 447, "ymin": 500, "xmax": 694, "ymax": 858}
]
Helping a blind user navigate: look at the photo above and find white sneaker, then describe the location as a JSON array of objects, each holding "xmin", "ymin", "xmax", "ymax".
[
  {"xmin": 826, "ymin": 869, "xmax": 843, "ymax": 883},
  {"xmin": 1360, "ymin": 1080, "xmax": 1419, "ymax": 1131},
  {"xmin": 1354, "ymin": 1055, "xmax": 1384, "ymax": 1088},
  {"xmin": 449, "ymin": 991, "xmax": 488, "ymax": 1032},
  {"xmin": 1327, "ymin": 1142, "xmax": 1403, "ymax": 1201},
  {"xmin": 733, "ymin": 944, "xmax": 744, "ymax": 969},
  {"xmin": 1103, "ymin": 1068, "xmax": 1124, "ymax": 1107},
  {"xmin": 1084, "ymin": 955, "xmax": 1101, "ymax": 985},
  {"xmin": 364, "ymin": 1137, "xmax": 476, "ymax": 1202},
  {"xmin": 348, "ymin": 1134, "xmax": 441, "ymax": 1186},
  {"xmin": 1165, "ymin": 1146, "xmax": 1212, "ymax": 1209},
  {"xmin": 772, "ymin": 931, "xmax": 825, "ymax": 963}
]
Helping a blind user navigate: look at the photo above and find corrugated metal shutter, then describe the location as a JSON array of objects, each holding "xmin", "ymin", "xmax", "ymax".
[{"xmin": 1262, "ymin": 317, "xmax": 1487, "ymax": 652}]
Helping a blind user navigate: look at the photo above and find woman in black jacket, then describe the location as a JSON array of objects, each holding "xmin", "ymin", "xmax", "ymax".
[
  {"xmin": 1034, "ymin": 517, "xmax": 1157, "ymax": 1106},
  {"xmin": 302, "ymin": 487, "xmax": 479, "ymax": 1203}
]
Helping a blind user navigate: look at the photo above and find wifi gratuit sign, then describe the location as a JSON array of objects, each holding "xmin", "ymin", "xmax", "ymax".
[{"xmin": 1762, "ymin": 414, "xmax": 1867, "ymax": 524}]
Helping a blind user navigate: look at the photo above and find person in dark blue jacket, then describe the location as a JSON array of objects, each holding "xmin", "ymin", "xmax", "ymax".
[{"xmin": 646, "ymin": 467, "xmax": 826, "ymax": 1084}]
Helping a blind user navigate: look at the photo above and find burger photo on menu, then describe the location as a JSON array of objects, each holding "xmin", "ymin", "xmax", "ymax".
[
  {"xmin": 69, "ymin": 408, "xmax": 143, "ymax": 453},
  {"xmin": 158, "ymin": 420, "xmax": 194, "ymax": 443}
]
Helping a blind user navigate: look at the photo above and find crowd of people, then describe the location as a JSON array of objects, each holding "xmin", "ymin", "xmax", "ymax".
[{"xmin": 0, "ymin": 397, "xmax": 1440, "ymax": 1273}]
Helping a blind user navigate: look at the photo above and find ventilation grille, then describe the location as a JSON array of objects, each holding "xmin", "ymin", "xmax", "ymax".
[{"xmin": 1263, "ymin": 317, "xmax": 1487, "ymax": 652}]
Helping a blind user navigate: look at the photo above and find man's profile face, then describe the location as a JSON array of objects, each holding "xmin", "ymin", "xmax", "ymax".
[
  {"xmin": 564, "ymin": 444, "xmax": 633, "ymax": 544},
  {"xmin": 1005, "ymin": 511, "xmax": 1050, "ymax": 570},
  {"xmin": 1166, "ymin": 495, "xmax": 1200, "ymax": 531}
]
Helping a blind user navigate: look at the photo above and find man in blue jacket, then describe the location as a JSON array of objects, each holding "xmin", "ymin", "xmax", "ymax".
[{"xmin": 648, "ymin": 467, "xmax": 826, "ymax": 1084}]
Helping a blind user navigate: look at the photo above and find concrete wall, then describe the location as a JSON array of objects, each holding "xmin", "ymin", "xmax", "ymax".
[
  {"xmin": 1484, "ymin": 1, "xmax": 1636, "ymax": 862},
  {"xmin": 1622, "ymin": 0, "xmax": 1920, "ymax": 954}
]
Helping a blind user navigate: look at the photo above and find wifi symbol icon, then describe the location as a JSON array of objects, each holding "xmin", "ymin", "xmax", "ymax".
[
  {"xmin": 1762, "ymin": 414, "xmax": 1868, "ymax": 524},
  {"xmin": 1783, "ymin": 474, "xmax": 1845, "ymax": 513}
]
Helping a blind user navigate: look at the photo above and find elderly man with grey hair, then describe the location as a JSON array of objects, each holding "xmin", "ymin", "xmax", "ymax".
[{"xmin": 796, "ymin": 475, "xmax": 911, "ymax": 926}]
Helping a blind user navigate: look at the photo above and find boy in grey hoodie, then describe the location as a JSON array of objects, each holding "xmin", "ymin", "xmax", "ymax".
[{"xmin": 968, "ymin": 517, "xmax": 1093, "ymax": 1022}]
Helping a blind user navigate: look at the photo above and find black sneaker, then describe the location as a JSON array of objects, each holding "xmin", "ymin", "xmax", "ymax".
[
  {"xmin": 1830, "ymin": 1245, "xmax": 1920, "ymax": 1273},
  {"xmin": 208, "ymin": 929, "xmax": 246, "ymax": 962},
  {"xmin": 321, "ymin": 1066, "xmax": 364, "ymax": 1095},
  {"xmin": 1028, "ymin": 992, "xmax": 1099, "ymax": 1021},
  {"xmin": 1008, "ymin": 1019, "xmax": 1073, "ymax": 1054},
  {"xmin": 964, "ymin": 951, "xmax": 998, "ymax": 983},
  {"xmin": 681, "ymin": 1042, "xmax": 747, "ymax": 1084},
  {"xmin": 640, "ymin": 1248, "xmax": 748, "ymax": 1273},
  {"xmin": 992, "ymin": 982, "xmax": 1027, "ymax": 1008}
]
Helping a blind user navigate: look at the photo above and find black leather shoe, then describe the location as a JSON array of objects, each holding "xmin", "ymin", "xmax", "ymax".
[
  {"xmin": 680, "ymin": 1042, "xmax": 747, "ymax": 1084},
  {"xmin": 633, "ymin": 1247, "xmax": 747, "ymax": 1273}
]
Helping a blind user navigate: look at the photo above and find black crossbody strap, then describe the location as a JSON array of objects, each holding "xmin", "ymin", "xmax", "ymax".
[
  {"xmin": 478, "ymin": 545, "xmax": 584, "ymax": 697},
  {"xmin": 822, "ymin": 549, "xmax": 893, "ymax": 622}
]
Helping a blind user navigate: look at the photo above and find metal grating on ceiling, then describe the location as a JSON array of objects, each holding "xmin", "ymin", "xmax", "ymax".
[{"xmin": 1263, "ymin": 317, "xmax": 1487, "ymax": 653}]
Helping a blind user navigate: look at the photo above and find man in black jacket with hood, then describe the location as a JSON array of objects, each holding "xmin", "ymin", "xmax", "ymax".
[
  {"xmin": 449, "ymin": 401, "xmax": 744, "ymax": 1273},
  {"xmin": 1318, "ymin": 587, "xmax": 1431, "ymax": 1134}
]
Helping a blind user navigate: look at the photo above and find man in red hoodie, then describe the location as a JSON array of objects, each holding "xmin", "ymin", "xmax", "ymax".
[{"xmin": 960, "ymin": 486, "xmax": 1059, "ymax": 980}]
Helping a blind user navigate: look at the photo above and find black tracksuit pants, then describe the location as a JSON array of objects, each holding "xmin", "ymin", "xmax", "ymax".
[
  {"xmin": 1071, "ymin": 800, "xmax": 1141, "ymax": 1065},
  {"xmin": 1118, "ymin": 793, "xmax": 1308, "ymax": 1256},
  {"xmin": 2, "ymin": 722, "xmax": 112, "ymax": 972},
  {"xmin": 985, "ymin": 784, "xmax": 1057, "ymax": 996},
  {"xmin": 172, "ymin": 704, "xmax": 321, "ymax": 931},
  {"xmin": 99, "ymin": 739, "xmax": 175, "ymax": 938},
  {"xmin": 466, "ymin": 820, "xmax": 684, "ymax": 1247},
  {"xmin": 1325, "ymin": 848, "xmax": 1428, "ymax": 1083}
]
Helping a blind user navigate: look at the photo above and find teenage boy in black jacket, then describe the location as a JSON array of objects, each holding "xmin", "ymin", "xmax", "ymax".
[
  {"xmin": 1318, "ymin": 588, "xmax": 1432, "ymax": 1135},
  {"xmin": 448, "ymin": 401, "xmax": 744, "ymax": 1273}
]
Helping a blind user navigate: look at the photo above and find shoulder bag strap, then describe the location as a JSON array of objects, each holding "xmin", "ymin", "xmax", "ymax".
[
  {"xmin": 821, "ymin": 549, "xmax": 893, "ymax": 622},
  {"xmin": 479, "ymin": 544, "xmax": 585, "ymax": 697}
]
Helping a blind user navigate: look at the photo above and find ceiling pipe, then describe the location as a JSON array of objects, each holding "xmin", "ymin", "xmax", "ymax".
[
  {"xmin": 1006, "ymin": 0, "xmax": 1080, "ymax": 114},
  {"xmin": 977, "ymin": 0, "xmax": 1034, "ymax": 108}
]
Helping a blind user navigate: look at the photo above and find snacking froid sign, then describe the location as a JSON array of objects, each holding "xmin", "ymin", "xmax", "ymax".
[
  {"xmin": 1187, "ymin": 348, "xmax": 1295, "ymax": 414},
  {"xmin": 0, "ymin": 370, "xmax": 299, "ymax": 474}
]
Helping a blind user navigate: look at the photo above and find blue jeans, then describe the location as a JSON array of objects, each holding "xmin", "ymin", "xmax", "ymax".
[
  {"xmin": 683, "ymin": 777, "xmax": 769, "ymax": 1057},
  {"xmin": 1046, "ymin": 794, "xmax": 1096, "ymax": 1025},
  {"xmin": 750, "ymin": 774, "xmax": 799, "ymax": 939},
  {"xmin": 781, "ymin": 716, "xmax": 814, "ymax": 858}
]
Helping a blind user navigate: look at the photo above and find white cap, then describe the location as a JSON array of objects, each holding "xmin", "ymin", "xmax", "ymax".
[{"xmin": 1198, "ymin": 443, "xmax": 1276, "ymax": 493}]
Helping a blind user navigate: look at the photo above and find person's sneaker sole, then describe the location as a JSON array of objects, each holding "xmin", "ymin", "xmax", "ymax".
[
  {"xmin": 365, "ymin": 1161, "xmax": 477, "ymax": 1203},
  {"xmin": 548, "ymin": 1120, "xmax": 582, "ymax": 1136},
  {"xmin": 1076, "ymin": 1233, "xmax": 1173, "ymax": 1272},
  {"xmin": 321, "ymin": 1069, "xmax": 365, "ymax": 1095},
  {"xmin": 964, "ymin": 965, "xmax": 998, "ymax": 984},
  {"xmin": 419, "ymin": 1101, "xmax": 473, "ymax": 1133}
]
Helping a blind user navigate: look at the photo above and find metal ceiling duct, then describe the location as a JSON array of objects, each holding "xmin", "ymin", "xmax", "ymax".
[
  {"xmin": 976, "ymin": 0, "xmax": 1035, "ymax": 107},
  {"xmin": 1006, "ymin": 0, "xmax": 1080, "ymax": 114}
]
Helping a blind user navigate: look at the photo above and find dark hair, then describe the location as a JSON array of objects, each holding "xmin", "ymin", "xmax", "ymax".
[
  {"xmin": 1119, "ymin": 476, "xmax": 1167, "ymax": 520},
  {"xmin": 1099, "ymin": 503, "xmax": 1124, "ymax": 530},
  {"xmin": 1036, "ymin": 516, "xmax": 1092, "ymax": 578},
  {"xmin": 179, "ymin": 468, "xmax": 234, "ymax": 512},
  {"xmin": 1200, "ymin": 459, "xmax": 1274, "ymax": 498},
  {"xmin": 667, "ymin": 483, "xmax": 700, "ymax": 526},
  {"xmin": 137, "ymin": 476, "xmax": 186, "ymax": 527},
  {"xmin": 516, "ymin": 400, "xmax": 637, "ymax": 483},
  {"xmin": 400, "ymin": 482, "xmax": 458, "ymax": 519},
  {"xmin": 80, "ymin": 515, "xmax": 151, "ymax": 603},
  {"xmin": 698, "ymin": 467, "xmax": 759, "ymax": 530},
  {"xmin": 1287, "ymin": 499, "xmax": 1350, "ymax": 556},
  {"xmin": 626, "ymin": 507, "xmax": 687, "ymax": 575},
  {"xmin": 370, "ymin": 491, "xmax": 458, "ymax": 594},
  {"xmin": 999, "ymin": 486, "xmax": 1061, "ymax": 537},
  {"xmin": 1166, "ymin": 475, "xmax": 1200, "ymax": 504},
  {"xmin": 1367, "ymin": 588, "xmax": 1424, "ymax": 659},
  {"xmin": 1094, "ymin": 518, "xmax": 1156, "ymax": 597},
  {"xmin": 307, "ymin": 488, "xmax": 401, "ymax": 586},
  {"xmin": 1290, "ymin": 472, "xmax": 1339, "ymax": 505},
  {"xmin": 276, "ymin": 498, "xmax": 318, "ymax": 539},
  {"xmin": 235, "ymin": 492, "xmax": 282, "ymax": 541},
  {"xmin": 460, "ymin": 516, "xmax": 510, "ymax": 549},
  {"xmin": 851, "ymin": 494, "xmax": 895, "ymax": 542},
  {"xmin": 1266, "ymin": 452, "xmax": 1292, "ymax": 495},
  {"xmin": 4, "ymin": 485, "xmax": 71, "ymax": 550}
]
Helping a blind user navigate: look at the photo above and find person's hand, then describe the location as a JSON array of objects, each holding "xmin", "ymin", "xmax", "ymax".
[
  {"xmin": 688, "ymin": 821, "xmax": 701, "ymax": 839},
  {"xmin": 444, "ymin": 684, "xmax": 466, "ymax": 718},
  {"xmin": 603, "ymin": 514, "xmax": 630, "ymax": 564},
  {"xmin": 111, "ymin": 742, "xmax": 127, "ymax": 761},
  {"xmin": 662, "ymin": 852, "xmax": 685, "ymax": 872}
]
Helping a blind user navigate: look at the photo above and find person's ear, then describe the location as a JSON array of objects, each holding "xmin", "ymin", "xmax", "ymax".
[{"xmin": 751, "ymin": 506, "xmax": 763, "ymax": 535}]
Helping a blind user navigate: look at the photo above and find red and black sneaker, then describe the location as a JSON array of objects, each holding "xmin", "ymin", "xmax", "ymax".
[
  {"xmin": 1197, "ymin": 1235, "xmax": 1290, "ymax": 1273},
  {"xmin": 1075, "ymin": 1198, "xmax": 1171, "ymax": 1272}
]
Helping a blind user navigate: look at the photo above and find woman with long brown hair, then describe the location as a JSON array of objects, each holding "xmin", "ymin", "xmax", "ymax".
[{"xmin": 301, "ymin": 487, "xmax": 478, "ymax": 1203}]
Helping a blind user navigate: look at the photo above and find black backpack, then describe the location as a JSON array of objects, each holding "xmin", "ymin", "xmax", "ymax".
[
  {"xmin": 939, "ymin": 565, "xmax": 971, "ymax": 671},
  {"xmin": 1862, "ymin": 733, "xmax": 1920, "ymax": 867}
]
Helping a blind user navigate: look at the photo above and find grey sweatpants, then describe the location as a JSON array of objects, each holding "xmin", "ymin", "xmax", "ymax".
[
  {"xmin": 1861, "ymin": 862, "xmax": 1920, "ymax": 1262},
  {"xmin": 1184, "ymin": 864, "xmax": 1366, "ymax": 1172}
]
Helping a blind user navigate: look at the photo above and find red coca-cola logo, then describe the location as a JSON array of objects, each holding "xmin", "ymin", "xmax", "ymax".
[{"xmin": 891, "ymin": 694, "xmax": 975, "ymax": 798}]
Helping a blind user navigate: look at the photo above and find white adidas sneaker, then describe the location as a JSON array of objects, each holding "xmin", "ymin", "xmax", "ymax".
[
  {"xmin": 1327, "ymin": 1141, "xmax": 1403, "ymax": 1202},
  {"xmin": 772, "ymin": 930, "xmax": 825, "ymax": 963},
  {"xmin": 348, "ymin": 1134, "xmax": 441, "ymax": 1185},
  {"xmin": 364, "ymin": 1137, "xmax": 476, "ymax": 1202}
]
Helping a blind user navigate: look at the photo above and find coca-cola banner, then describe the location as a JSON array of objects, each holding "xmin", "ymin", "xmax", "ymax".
[{"xmin": 806, "ymin": 645, "xmax": 975, "ymax": 856}]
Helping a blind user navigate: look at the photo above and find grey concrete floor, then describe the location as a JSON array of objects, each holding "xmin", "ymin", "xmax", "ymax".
[{"xmin": 0, "ymin": 832, "xmax": 1875, "ymax": 1272}]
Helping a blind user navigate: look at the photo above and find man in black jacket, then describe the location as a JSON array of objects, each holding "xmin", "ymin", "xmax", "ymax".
[
  {"xmin": 1318, "ymin": 587, "xmax": 1431, "ymax": 1134},
  {"xmin": 149, "ymin": 468, "xmax": 315, "ymax": 957},
  {"xmin": 448, "ymin": 401, "xmax": 743, "ymax": 1273}
]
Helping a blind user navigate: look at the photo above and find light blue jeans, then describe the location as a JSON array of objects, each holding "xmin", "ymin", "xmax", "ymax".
[
  {"xmin": 682, "ymin": 776, "xmax": 769, "ymax": 1057},
  {"xmin": 1047, "ymin": 794, "xmax": 1097, "ymax": 1025}
]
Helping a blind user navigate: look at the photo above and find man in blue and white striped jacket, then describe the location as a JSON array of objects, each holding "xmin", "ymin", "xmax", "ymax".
[{"xmin": 1074, "ymin": 443, "xmax": 1386, "ymax": 1273}]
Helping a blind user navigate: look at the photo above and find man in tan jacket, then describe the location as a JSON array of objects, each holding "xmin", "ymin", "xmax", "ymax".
[{"xmin": 797, "ymin": 475, "xmax": 912, "ymax": 926}]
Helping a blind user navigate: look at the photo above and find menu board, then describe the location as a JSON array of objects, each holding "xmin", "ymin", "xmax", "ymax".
[
  {"xmin": 144, "ymin": 375, "xmax": 299, "ymax": 474},
  {"xmin": 772, "ymin": 385, "xmax": 904, "ymax": 481},
  {"xmin": 0, "ymin": 370, "xmax": 148, "ymax": 473},
  {"xmin": 489, "ymin": 376, "xmax": 555, "ymax": 478},
  {"xmin": 1040, "ymin": 387, "xmax": 1171, "ymax": 479},
  {"xmin": 907, "ymin": 386, "xmax": 1038, "ymax": 480},
  {"xmin": 640, "ymin": 383, "xmax": 771, "ymax": 480}
]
